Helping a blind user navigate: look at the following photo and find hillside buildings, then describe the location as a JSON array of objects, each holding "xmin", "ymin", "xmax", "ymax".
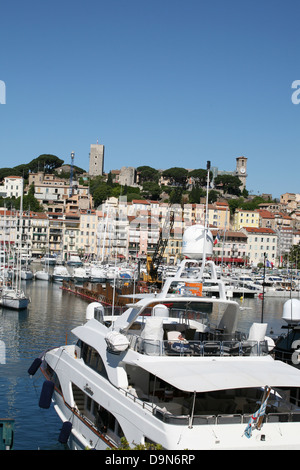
[
  {"xmin": 0, "ymin": 152, "xmax": 299, "ymax": 267},
  {"xmin": 1, "ymin": 193, "xmax": 299, "ymax": 268}
]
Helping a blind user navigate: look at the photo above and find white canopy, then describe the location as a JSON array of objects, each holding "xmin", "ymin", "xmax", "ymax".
[{"xmin": 133, "ymin": 356, "xmax": 300, "ymax": 392}]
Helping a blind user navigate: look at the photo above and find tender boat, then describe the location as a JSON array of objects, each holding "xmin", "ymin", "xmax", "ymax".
[{"xmin": 31, "ymin": 226, "xmax": 300, "ymax": 450}]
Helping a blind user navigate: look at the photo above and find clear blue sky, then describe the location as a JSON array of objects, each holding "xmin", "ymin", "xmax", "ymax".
[{"xmin": 1, "ymin": 0, "xmax": 299, "ymax": 199}]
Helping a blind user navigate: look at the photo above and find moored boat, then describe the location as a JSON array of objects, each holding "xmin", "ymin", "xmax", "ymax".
[
  {"xmin": 52, "ymin": 266, "xmax": 71, "ymax": 283},
  {"xmin": 34, "ymin": 269, "xmax": 50, "ymax": 281},
  {"xmin": 0, "ymin": 286, "xmax": 29, "ymax": 310},
  {"xmin": 67, "ymin": 255, "xmax": 83, "ymax": 267},
  {"xmin": 73, "ymin": 267, "xmax": 90, "ymax": 283},
  {"xmin": 31, "ymin": 225, "xmax": 300, "ymax": 450}
]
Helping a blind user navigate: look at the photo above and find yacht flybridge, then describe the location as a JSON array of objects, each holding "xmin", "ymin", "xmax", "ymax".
[{"xmin": 30, "ymin": 226, "xmax": 300, "ymax": 450}]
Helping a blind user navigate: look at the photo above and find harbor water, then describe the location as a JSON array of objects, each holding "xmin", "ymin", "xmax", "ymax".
[
  {"xmin": 0, "ymin": 273, "xmax": 297, "ymax": 450},
  {"xmin": 0, "ymin": 278, "xmax": 88, "ymax": 450}
]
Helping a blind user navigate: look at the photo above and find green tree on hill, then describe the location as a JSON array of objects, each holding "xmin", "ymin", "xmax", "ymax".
[
  {"xmin": 162, "ymin": 167, "xmax": 188, "ymax": 188},
  {"xmin": 137, "ymin": 166, "xmax": 159, "ymax": 184},
  {"xmin": 189, "ymin": 168, "xmax": 212, "ymax": 186},
  {"xmin": 141, "ymin": 181, "xmax": 162, "ymax": 200},
  {"xmin": 214, "ymin": 174, "xmax": 242, "ymax": 196},
  {"xmin": 28, "ymin": 154, "xmax": 64, "ymax": 174}
]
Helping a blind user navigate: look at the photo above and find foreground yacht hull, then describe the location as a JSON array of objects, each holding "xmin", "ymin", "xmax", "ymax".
[
  {"xmin": 40, "ymin": 337, "xmax": 300, "ymax": 451},
  {"xmin": 42, "ymin": 362, "xmax": 300, "ymax": 451},
  {"xmin": 31, "ymin": 232, "xmax": 300, "ymax": 451}
]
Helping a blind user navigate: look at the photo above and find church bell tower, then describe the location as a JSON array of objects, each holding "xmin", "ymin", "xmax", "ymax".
[{"xmin": 235, "ymin": 156, "xmax": 247, "ymax": 191}]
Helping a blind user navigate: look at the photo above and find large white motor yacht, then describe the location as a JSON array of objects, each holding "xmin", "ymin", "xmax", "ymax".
[{"xmin": 30, "ymin": 227, "xmax": 300, "ymax": 450}]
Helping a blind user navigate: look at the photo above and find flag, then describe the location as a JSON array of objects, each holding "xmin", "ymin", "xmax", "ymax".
[
  {"xmin": 266, "ymin": 259, "xmax": 273, "ymax": 268},
  {"xmin": 213, "ymin": 232, "xmax": 220, "ymax": 245},
  {"xmin": 244, "ymin": 387, "xmax": 271, "ymax": 438}
]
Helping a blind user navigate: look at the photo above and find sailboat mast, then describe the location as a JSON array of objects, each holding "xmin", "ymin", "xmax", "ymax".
[{"xmin": 199, "ymin": 161, "xmax": 211, "ymax": 279}]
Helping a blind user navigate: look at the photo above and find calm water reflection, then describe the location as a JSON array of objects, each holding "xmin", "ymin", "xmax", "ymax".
[
  {"xmin": 0, "ymin": 279, "xmax": 88, "ymax": 450},
  {"xmin": 0, "ymin": 276, "xmax": 296, "ymax": 450}
]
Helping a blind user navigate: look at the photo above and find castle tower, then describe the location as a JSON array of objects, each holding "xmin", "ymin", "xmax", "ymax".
[
  {"xmin": 235, "ymin": 156, "xmax": 247, "ymax": 191},
  {"xmin": 89, "ymin": 143, "xmax": 104, "ymax": 177}
]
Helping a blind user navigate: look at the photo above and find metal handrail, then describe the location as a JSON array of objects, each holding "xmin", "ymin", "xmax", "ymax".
[
  {"xmin": 119, "ymin": 386, "xmax": 300, "ymax": 426},
  {"xmin": 127, "ymin": 334, "xmax": 268, "ymax": 357},
  {"xmin": 153, "ymin": 409, "xmax": 300, "ymax": 426}
]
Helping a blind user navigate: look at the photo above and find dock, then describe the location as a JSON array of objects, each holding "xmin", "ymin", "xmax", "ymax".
[{"xmin": 0, "ymin": 419, "xmax": 14, "ymax": 450}]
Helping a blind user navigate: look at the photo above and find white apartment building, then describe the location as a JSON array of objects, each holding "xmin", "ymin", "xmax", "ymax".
[
  {"xmin": 96, "ymin": 203, "xmax": 129, "ymax": 261},
  {"xmin": 0, "ymin": 176, "xmax": 24, "ymax": 199},
  {"xmin": 0, "ymin": 209, "xmax": 18, "ymax": 255},
  {"xmin": 241, "ymin": 227, "xmax": 277, "ymax": 267},
  {"xmin": 79, "ymin": 209, "xmax": 98, "ymax": 260},
  {"xmin": 211, "ymin": 229, "xmax": 248, "ymax": 265},
  {"xmin": 277, "ymin": 226, "xmax": 294, "ymax": 261},
  {"xmin": 30, "ymin": 212, "xmax": 49, "ymax": 258}
]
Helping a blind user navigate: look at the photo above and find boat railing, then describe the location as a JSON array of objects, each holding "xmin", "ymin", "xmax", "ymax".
[
  {"xmin": 118, "ymin": 388, "xmax": 300, "ymax": 426},
  {"xmin": 127, "ymin": 334, "xmax": 269, "ymax": 357},
  {"xmin": 119, "ymin": 387, "xmax": 157, "ymax": 414},
  {"xmin": 153, "ymin": 410, "xmax": 300, "ymax": 426}
]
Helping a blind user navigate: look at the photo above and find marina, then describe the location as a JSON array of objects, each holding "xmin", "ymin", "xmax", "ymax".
[
  {"xmin": 1, "ymin": 0, "xmax": 300, "ymax": 454},
  {"xmin": 0, "ymin": 277, "xmax": 88, "ymax": 450},
  {"xmin": 0, "ymin": 254, "xmax": 298, "ymax": 449}
]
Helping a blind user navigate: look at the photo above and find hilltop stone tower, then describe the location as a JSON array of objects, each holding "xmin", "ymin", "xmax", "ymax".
[{"xmin": 89, "ymin": 143, "xmax": 104, "ymax": 177}]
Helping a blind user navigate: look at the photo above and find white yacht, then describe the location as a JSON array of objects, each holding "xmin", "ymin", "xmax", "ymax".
[
  {"xmin": 52, "ymin": 265, "xmax": 71, "ymax": 283},
  {"xmin": 73, "ymin": 267, "xmax": 90, "ymax": 283},
  {"xmin": 89, "ymin": 265, "xmax": 107, "ymax": 283},
  {"xmin": 30, "ymin": 226, "xmax": 300, "ymax": 450},
  {"xmin": 67, "ymin": 255, "xmax": 83, "ymax": 267}
]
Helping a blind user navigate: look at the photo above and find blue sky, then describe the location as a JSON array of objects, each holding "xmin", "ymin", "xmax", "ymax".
[{"xmin": 0, "ymin": 0, "xmax": 299, "ymax": 198}]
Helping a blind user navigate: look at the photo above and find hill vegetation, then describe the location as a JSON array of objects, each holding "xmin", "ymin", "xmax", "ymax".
[{"xmin": 0, "ymin": 156, "xmax": 274, "ymax": 213}]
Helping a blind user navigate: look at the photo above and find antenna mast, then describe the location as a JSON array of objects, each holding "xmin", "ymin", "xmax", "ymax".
[{"xmin": 69, "ymin": 151, "xmax": 75, "ymax": 197}]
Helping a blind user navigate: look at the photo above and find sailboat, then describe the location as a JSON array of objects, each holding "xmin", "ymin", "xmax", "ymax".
[
  {"xmin": 0, "ymin": 202, "xmax": 30, "ymax": 310},
  {"xmin": 35, "ymin": 266, "xmax": 50, "ymax": 281},
  {"xmin": 35, "ymin": 245, "xmax": 51, "ymax": 281}
]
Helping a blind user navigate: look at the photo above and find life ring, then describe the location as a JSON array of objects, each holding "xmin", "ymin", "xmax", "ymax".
[{"xmin": 258, "ymin": 293, "xmax": 264, "ymax": 300}]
